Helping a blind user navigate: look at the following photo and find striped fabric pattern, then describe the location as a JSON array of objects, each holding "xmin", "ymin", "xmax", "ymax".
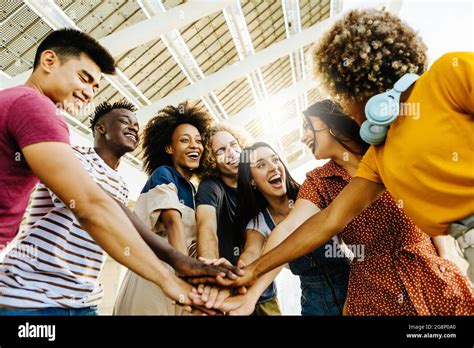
[{"xmin": 0, "ymin": 146, "xmax": 128, "ymax": 309}]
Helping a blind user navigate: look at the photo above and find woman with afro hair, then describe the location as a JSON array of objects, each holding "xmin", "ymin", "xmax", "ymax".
[
  {"xmin": 114, "ymin": 101, "xmax": 213, "ymax": 315},
  {"xmin": 220, "ymin": 8, "xmax": 474, "ymax": 297}
]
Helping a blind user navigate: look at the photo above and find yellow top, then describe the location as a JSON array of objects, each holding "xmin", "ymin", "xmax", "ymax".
[{"xmin": 355, "ymin": 52, "xmax": 474, "ymax": 236}]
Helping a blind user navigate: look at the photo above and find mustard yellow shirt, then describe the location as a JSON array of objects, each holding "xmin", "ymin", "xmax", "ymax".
[{"xmin": 355, "ymin": 52, "xmax": 474, "ymax": 236}]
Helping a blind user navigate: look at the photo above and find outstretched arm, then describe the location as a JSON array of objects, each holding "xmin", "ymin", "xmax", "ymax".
[
  {"xmin": 23, "ymin": 142, "xmax": 195, "ymax": 304},
  {"xmin": 218, "ymin": 177, "xmax": 384, "ymax": 288},
  {"xmin": 251, "ymin": 178, "xmax": 384, "ymax": 280},
  {"xmin": 209, "ymin": 198, "xmax": 320, "ymax": 313},
  {"xmin": 114, "ymin": 199, "xmax": 241, "ymax": 280},
  {"xmin": 196, "ymin": 205, "xmax": 220, "ymax": 259}
]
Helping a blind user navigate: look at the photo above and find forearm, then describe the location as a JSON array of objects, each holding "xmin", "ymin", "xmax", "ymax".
[
  {"xmin": 77, "ymin": 196, "xmax": 172, "ymax": 287},
  {"xmin": 246, "ymin": 265, "xmax": 284, "ymax": 304},
  {"xmin": 253, "ymin": 208, "xmax": 340, "ymax": 278},
  {"xmin": 167, "ymin": 224, "xmax": 188, "ymax": 256},
  {"xmin": 239, "ymin": 249, "xmax": 260, "ymax": 266},
  {"xmin": 243, "ymin": 226, "xmax": 294, "ymax": 302},
  {"xmin": 251, "ymin": 178, "xmax": 384, "ymax": 277},
  {"xmin": 197, "ymin": 230, "xmax": 219, "ymax": 259},
  {"xmin": 115, "ymin": 199, "xmax": 182, "ymax": 267}
]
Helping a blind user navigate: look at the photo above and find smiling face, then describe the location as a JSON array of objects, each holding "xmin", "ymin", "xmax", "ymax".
[
  {"xmin": 249, "ymin": 146, "xmax": 287, "ymax": 199},
  {"xmin": 95, "ymin": 108, "xmax": 139, "ymax": 153},
  {"xmin": 167, "ymin": 123, "xmax": 203, "ymax": 175},
  {"xmin": 211, "ymin": 131, "xmax": 242, "ymax": 178},
  {"xmin": 300, "ymin": 116, "xmax": 336, "ymax": 160},
  {"xmin": 41, "ymin": 51, "xmax": 101, "ymax": 114}
]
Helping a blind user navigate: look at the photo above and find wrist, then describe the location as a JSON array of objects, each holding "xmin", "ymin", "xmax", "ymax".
[
  {"xmin": 245, "ymin": 286, "xmax": 262, "ymax": 304},
  {"xmin": 150, "ymin": 262, "xmax": 173, "ymax": 287}
]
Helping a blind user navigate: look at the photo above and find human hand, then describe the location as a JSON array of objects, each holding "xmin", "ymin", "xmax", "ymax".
[
  {"xmin": 215, "ymin": 293, "xmax": 257, "ymax": 316},
  {"xmin": 213, "ymin": 262, "xmax": 258, "ymax": 288},
  {"xmin": 174, "ymin": 255, "xmax": 243, "ymax": 284}
]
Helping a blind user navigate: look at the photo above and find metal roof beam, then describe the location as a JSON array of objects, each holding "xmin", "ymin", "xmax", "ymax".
[
  {"xmin": 4, "ymin": 0, "xmax": 234, "ymax": 89},
  {"xmin": 137, "ymin": 0, "xmax": 228, "ymax": 121},
  {"xmin": 135, "ymin": 15, "xmax": 339, "ymax": 126}
]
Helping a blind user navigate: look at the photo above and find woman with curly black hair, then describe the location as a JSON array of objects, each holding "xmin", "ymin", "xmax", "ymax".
[{"xmin": 114, "ymin": 101, "xmax": 213, "ymax": 315}]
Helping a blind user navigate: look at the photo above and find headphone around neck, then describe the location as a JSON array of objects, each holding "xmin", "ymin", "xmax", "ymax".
[{"xmin": 360, "ymin": 73, "xmax": 419, "ymax": 145}]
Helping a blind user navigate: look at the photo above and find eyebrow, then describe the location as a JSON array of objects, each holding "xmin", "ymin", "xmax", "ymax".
[
  {"xmin": 119, "ymin": 115, "xmax": 138, "ymax": 125},
  {"xmin": 81, "ymin": 69, "xmax": 99, "ymax": 89},
  {"xmin": 213, "ymin": 145, "xmax": 225, "ymax": 153},
  {"xmin": 254, "ymin": 154, "xmax": 278, "ymax": 163}
]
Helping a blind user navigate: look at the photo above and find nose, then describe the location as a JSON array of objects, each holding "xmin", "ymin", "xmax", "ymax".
[
  {"xmin": 226, "ymin": 146, "xmax": 237, "ymax": 160},
  {"xmin": 128, "ymin": 123, "xmax": 139, "ymax": 133},
  {"xmin": 270, "ymin": 158, "xmax": 280, "ymax": 171},
  {"xmin": 82, "ymin": 86, "xmax": 94, "ymax": 103},
  {"xmin": 300, "ymin": 130, "xmax": 308, "ymax": 144},
  {"xmin": 189, "ymin": 138, "xmax": 199, "ymax": 148}
]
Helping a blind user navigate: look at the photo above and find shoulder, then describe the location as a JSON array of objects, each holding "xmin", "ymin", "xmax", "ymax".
[
  {"xmin": 198, "ymin": 178, "xmax": 223, "ymax": 193},
  {"xmin": 299, "ymin": 161, "xmax": 340, "ymax": 199},
  {"xmin": 304, "ymin": 161, "xmax": 336, "ymax": 182},
  {"xmin": 7, "ymin": 86, "xmax": 58, "ymax": 115},
  {"xmin": 424, "ymin": 52, "xmax": 474, "ymax": 80},
  {"xmin": 430, "ymin": 52, "xmax": 473, "ymax": 70},
  {"xmin": 150, "ymin": 165, "xmax": 178, "ymax": 184}
]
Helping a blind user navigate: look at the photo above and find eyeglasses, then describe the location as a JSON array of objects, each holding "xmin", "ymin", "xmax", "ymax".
[{"xmin": 303, "ymin": 121, "xmax": 328, "ymax": 133}]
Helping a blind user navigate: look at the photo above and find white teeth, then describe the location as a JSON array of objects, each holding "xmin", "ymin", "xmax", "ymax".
[
  {"xmin": 269, "ymin": 174, "xmax": 281, "ymax": 181},
  {"xmin": 125, "ymin": 134, "xmax": 137, "ymax": 142},
  {"xmin": 187, "ymin": 152, "xmax": 199, "ymax": 158}
]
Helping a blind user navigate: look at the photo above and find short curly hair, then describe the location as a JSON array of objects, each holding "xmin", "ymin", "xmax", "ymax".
[
  {"xmin": 141, "ymin": 101, "xmax": 212, "ymax": 176},
  {"xmin": 312, "ymin": 8, "xmax": 428, "ymax": 106},
  {"xmin": 89, "ymin": 99, "xmax": 137, "ymax": 135},
  {"xmin": 197, "ymin": 123, "xmax": 251, "ymax": 181}
]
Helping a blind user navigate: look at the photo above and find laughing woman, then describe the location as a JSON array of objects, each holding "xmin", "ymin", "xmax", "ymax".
[
  {"xmin": 235, "ymin": 142, "xmax": 351, "ymax": 315},
  {"xmin": 114, "ymin": 102, "xmax": 212, "ymax": 315}
]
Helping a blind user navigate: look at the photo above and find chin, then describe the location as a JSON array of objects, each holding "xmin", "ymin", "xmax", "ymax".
[
  {"xmin": 118, "ymin": 143, "xmax": 136, "ymax": 153},
  {"xmin": 186, "ymin": 162, "xmax": 200, "ymax": 170}
]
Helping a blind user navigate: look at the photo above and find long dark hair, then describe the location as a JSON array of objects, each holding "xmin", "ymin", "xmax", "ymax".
[
  {"xmin": 303, "ymin": 99, "xmax": 369, "ymax": 156},
  {"xmin": 235, "ymin": 142, "xmax": 300, "ymax": 247}
]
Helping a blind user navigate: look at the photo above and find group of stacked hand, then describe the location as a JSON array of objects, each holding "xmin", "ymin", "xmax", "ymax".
[{"xmin": 173, "ymin": 255, "xmax": 261, "ymax": 315}]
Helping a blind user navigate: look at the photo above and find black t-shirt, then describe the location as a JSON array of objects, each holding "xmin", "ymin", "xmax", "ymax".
[{"xmin": 196, "ymin": 178, "xmax": 240, "ymax": 265}]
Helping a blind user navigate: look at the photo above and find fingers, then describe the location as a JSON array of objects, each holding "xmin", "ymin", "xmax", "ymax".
[
  {"xmin": 201, "ymin": 285, "xmax": 211, "ymax": 302},
  {"xmin": 216, "ymin": 274, "xmax": 241, "ymax": 288},
  {"xmin": 189, "ymin": 288, "xmax": 206, "ymax": 306},
  {"xmin": 205, "ymin": 287, "xmax": 220, "ymax": 308},
  {"xmin": 237, "ymin": 286, "xmax": 247, "ymax": 295},
  {"xmin": 217, "ymin": 263, "xmax": 244, "ymax": 277},
  {"xmin": 213, "ymin": 289, "xmax": 231, "ymax": 309},
  {"xmin": 237, "ymin": 259, "xmax": 246, "ymax": 268},
  {"xmin": 197, "ymin": 283, "xmax": 205, "ymax": 295},
  {"xmin": 186, "ymin": 276, "xmax": 219, "ymax": 285}
]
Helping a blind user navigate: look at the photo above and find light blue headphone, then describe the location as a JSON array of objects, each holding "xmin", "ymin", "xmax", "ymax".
[{"xmin": 360, "ymin": 73, "xmax": 419, "ymax": 145}]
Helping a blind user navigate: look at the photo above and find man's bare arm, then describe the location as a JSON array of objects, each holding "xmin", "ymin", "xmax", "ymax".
[
  {"xmin": 196, "ymin": 205, "xmax": 220, "ymax": 259},
  {"xmin": 22, "ymin": 142, "xmax": 192, "ymax": 301},
  {"xmin": 113, "ymin": 199, "xmax": 240, "ymax": 279}
]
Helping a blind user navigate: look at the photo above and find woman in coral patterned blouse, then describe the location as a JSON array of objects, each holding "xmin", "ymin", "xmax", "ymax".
[{"xmin": 297, "ymin": 101, "xmax": 473, "ymax": 315}]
